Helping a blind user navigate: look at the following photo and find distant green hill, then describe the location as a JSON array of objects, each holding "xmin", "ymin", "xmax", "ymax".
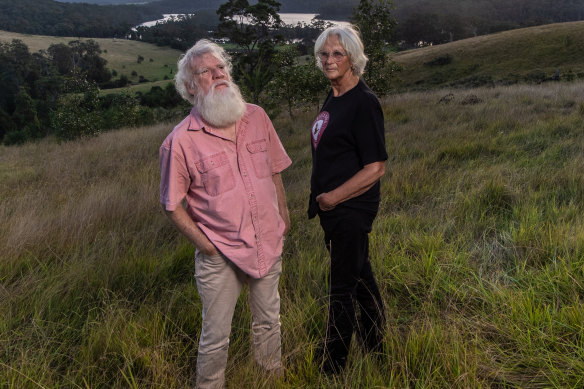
[
  {"xmin": 0, "ymin": 30, "xmax": 182, "ymax": 94},
  {"xmin": 390, "ymin": 21, "xmax": 584, "ymax": 91}
]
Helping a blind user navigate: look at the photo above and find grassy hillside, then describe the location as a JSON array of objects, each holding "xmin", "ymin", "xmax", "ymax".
[
  {"xmin": 0, "ymin": 30, "xmax": 182, "ymax": 93},
  {"xmin": 1, "ymin": 79, "xmax": 584, "ymax": 387},
  {"xmin": 391, "ymin": 21, "xmax": 584, "ymax": 90},
  {"xmin": 4, "ymin": 20, "xmax": 584, "ymax": 95}
]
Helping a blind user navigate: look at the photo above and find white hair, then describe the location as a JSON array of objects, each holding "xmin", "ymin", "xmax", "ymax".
[
  {"xmin": 175, "ymin": 39, "xmax": 234, "ymax": 104},
  {"xmin": 314, "ymin": 25, "xmax": 368, "ymax": 77}
]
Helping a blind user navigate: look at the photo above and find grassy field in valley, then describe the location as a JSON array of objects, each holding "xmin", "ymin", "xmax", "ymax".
[
  {"xmin": 0, "ymin": 30, "xmax": 181, "ymax": 93},
  {"xmin": 1, "ymin": 78, "xmax": 583, "ymax": 387}
]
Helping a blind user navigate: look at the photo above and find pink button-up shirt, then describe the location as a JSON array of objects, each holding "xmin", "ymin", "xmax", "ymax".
[{"xmin": 159, "ymin": 104, "xmax": 292, "ymax": 278}]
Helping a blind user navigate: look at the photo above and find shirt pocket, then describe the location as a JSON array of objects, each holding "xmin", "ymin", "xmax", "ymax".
[
  {"xmin": 195, "ymin": 152, "xmax": 235, "ymax": 196},
  {"xmin": 246, "ymin": 139, "xmax": 271, "ymax": 178}
]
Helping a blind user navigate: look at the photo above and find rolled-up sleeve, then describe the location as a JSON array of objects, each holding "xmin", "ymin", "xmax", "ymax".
[
  {"xmin": 159, "ymin": 143, "xmax": 190, "ymax": 211},
  {"xmin": 262, "ymin": 111, "xmax": 292, "ymax": 174}
]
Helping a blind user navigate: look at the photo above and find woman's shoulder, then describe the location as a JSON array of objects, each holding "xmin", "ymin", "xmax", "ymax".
[{"xmin": 354, "ymin": 80, "xmax": 382, "ymax": 109}]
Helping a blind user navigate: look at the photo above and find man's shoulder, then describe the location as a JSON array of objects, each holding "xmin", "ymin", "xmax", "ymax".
[
  {"xmin": 161, "ymin": 113, "xmax": 194, "ymax": 150},
  {"xmin": 244, "ymin": 103, "xmax": 265, "ymax": 118}
]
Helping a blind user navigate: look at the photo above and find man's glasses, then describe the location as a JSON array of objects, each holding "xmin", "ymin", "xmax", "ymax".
[
  {"xmin": 318, "ymin": 51, "xmax": 347, "ymax": 63},
  {"xmin": 194, "ymin": 64, "xmax": 227, "ymax": 77}
]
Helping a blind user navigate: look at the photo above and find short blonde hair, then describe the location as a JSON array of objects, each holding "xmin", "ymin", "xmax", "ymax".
[
  {"xmin": 175, "ymin": 39, "xmax": 233, "ymax": 104},
  {"xmin": 314, "ymin": 25, "xmax": 368, "ymax": 77}
]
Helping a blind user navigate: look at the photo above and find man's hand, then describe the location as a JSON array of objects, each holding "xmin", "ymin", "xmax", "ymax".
[
  {"xmin": 272, "ymin": 173, "xmax": 290, "ymax": 235},
  {"xmin": 163, "ymin": 205, "xmax": 219, "ymax": 256},
  {"xmin": 200, "ymin": 243, "xmax": 220, "ymax": 256},
  {"xmin": 316, "ymin": 192, "xmax": 337, "ymax": 211}
]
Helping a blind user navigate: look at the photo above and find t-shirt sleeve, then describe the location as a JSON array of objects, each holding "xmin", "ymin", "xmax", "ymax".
[
  {"xmin": 354, "ymin": 93, "xmax": 388, "ymax": 166},
  {"xmin": 262, "ymin": 109, "xmax": 292, "ymax": 174},
  {"xmin": 159, "ymin": 141, "xmax": 190, "ymax": 211}
]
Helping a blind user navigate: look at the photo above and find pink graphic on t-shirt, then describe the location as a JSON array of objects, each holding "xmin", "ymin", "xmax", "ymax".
[{"xmin": 311, "ymin": 111, "xmax": 329, "ymax": 149}]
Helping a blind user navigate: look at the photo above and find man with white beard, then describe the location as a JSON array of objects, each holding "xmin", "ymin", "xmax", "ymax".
[{"xmin": 159, "ymin": 39, "xmax": 291, "ymax": 389}]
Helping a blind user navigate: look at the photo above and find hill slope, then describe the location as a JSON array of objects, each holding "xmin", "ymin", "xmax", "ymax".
[
  {"xmin": 0, "ymin": 31, "xmax": 183, "ymax": 92},
  {"xmin": 390, "ymin": 21, "xmax": 584, "ymax": 90}
]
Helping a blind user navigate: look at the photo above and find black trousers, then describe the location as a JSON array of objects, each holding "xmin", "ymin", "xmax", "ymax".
[{"xmin": 318, "ymin": 207, "xmax": 386, "ymax": 372}]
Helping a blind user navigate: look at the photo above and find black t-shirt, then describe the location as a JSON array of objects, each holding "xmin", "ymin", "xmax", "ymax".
[{"xmin": 308, "ymin": 80, "xmax": 388, "ymax": 218}]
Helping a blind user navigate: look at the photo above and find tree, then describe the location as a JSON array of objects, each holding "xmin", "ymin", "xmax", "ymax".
[
  {"xmin": 5, "ymin": 88, "xmax": 43, "ymax": 144},
  {"xmin": 48, "ymin": 43, "xmax": 74, "ymax": 75},
  {"xmin": 51, "ymin": 81, "xmax": 101, "ymax": 141},
  {"xmin": 267, "ymin": 46, "xmax": 329, "ymax": 118},
  {"xmin": 217, "ymin": 0, "xmax": 283, "ymax": 104},
  {"xmin": 351, "ymin": 0, "xmax": 399, "ymax": 96},
  {"xmin": 0, "ymin": 107, "xmax": 15, "ymax": 143}
]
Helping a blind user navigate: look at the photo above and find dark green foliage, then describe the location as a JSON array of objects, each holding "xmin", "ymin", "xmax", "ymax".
[
  {"xmin": 0, "ymin": 0, "xmax": 160, "ymax": 38},
  {"xmin": 99, "ymin": 92, "xmax": 155, "ymax": 130},
  {"xmin": 138, "ymin": 83, "xmax": 184, "ymax": 109},
  {"xmin": 266, "ymin": 46, "xmax": 329, "ymax": 118},
  {"xmin": 11, "ymin": 89, "xmax": 43, "ymax": 141},
  {"xmin": 51, "ymin": 85, "xmax": 157, "ymax": 141},
  {"xmin": 100, "ymin": 74, "xmax": 131, "ymax": 89},
  {"xmin": 217, "ymin": 0, "xmax": 283, "ymax": 104},
  {"xmin": 128, "ymin": 11, "xmax": 220, "ymax": 50},
  {"xmin": 351, "ymin": 0, "xmax": 400, "ymax": 96},
  {"xmin": 0, "ymin": 107, "xmax": 14, "ymax": 142},
  {"xmin": 393, "ymin": 0, "xmax": 584, "ymax": 48},
  {"xmin": 51, "ymin": 84, "xmax": 102, "ymax": 141},
  {"xmin": 0, "ymin": 37, "xmax": 170, "ymax": 144},
  {"xmin": 47, "ymin": 40, "xmax": 112, "ymax": 85},
  {"xmin": 0, "ymin": 40, "xmax": 54, "ymax": 143}
]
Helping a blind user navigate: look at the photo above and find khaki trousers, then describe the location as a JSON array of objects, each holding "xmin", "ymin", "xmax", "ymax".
[{"xmin": 194, "ymin": 251, "xmax": 282, "ymax": 389}]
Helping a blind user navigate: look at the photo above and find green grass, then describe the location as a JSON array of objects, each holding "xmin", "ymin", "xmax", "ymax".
[
  {"xmin": 391, "ymin": 21, "xmax": 584, "ymax": 90},
  {"xmin": 1, "ymin": 79, "xmax": 584, "ymax": 387},
  {"xmin": 0, "ymin": 30, "xmax": 182, "ymax": 90}
]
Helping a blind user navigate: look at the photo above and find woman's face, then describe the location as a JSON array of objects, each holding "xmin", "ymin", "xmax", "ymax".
[{"xmin": 319, "ymin": 35, "xmax": 353, "ymax": 83}]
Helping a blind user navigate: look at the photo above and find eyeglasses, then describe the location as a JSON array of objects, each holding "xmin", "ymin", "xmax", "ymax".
[
  {"xmin": 318, "ymin": 51, "xmax": 347, "ymax": 62},
  {"xmin": 194, "ymin": 64, "xmax": 227, "ymax": 77}
]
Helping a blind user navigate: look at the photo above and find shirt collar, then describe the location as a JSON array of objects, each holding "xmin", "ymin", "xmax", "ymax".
[{"xmin": 186, "ymin": 107, "xmax": 206, "ymax": 132}]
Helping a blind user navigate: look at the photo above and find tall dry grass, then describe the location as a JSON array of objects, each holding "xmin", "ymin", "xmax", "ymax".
[{"xmin": 1, "ymin": 81, "xmax": 584, "ymax": 388}]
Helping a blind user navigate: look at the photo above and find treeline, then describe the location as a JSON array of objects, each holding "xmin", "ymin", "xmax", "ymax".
[
  {"xmin": 0, "ymin": 0, "xmax": 160, "ymax": 38},
  {"xmin": 0, "ymin": 39, "xmax": 185, "ymax": 145},
  {"xmin": 393, "ymin": 0, "xmax": 584, "ymax": 47},
  {"xmin": 128, "ymin": 11, "xmax": 220, "ymax": 51},
  {"xmin": 4, "ymin": 0, "xmax": 584, "ymax": 48}
]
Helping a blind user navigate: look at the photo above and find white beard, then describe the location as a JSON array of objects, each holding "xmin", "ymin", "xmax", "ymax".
[{"xmin": 195, "ymin": 81, "xmax": 246, "ymax": 128}]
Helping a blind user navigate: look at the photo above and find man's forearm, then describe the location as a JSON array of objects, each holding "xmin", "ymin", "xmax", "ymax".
[
  {"xmin": 272, "ymin": 173, "xmax": 290, "ymax": 235},
  {"xmin": 163, "ymin": 205, "xmax": 218, "ymax": 255}
]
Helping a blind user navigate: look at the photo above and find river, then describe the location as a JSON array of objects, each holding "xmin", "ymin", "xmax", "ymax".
[{"xmin": 136, "ymin": 12, "xmax": 350, "ymax": 29}]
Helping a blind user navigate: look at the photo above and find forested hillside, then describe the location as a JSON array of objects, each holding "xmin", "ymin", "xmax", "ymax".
[
  {"xmin": 394, "ymin": 0, "xmax": 584, "ymax": 47},
  {"xmin": 0, "ymin": 0, "xmax": 159, "ymax": 38},
  {"xmin": 0, "ymin": 0, "xmax": 225, "ymax": 38},
  {"xmin": 4, "ymin": 0, "xmax": 584, "ymax": 46}
]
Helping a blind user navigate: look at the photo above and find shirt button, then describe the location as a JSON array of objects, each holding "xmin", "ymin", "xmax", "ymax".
[
  {"xmin": 249, "ymin": 194, "xmax": 254, "ymax": 199},
  {"xmin": 243, "ymin": 172, "xmax": 247, "ymax": 176}
]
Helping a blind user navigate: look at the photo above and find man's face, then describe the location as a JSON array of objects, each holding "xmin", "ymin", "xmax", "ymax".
[{"xmin": 188, "ymin": 53, "xmax": 230, "ymax": 96}]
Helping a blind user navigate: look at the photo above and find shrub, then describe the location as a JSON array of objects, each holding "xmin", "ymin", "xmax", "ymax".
[
  {"xmin": 424, "ymin": 54, "xmax": 453, "ymax": 67},
  {"xmin": 51, "ymin": 87, "xmax": 101, "ymax": 141}
]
